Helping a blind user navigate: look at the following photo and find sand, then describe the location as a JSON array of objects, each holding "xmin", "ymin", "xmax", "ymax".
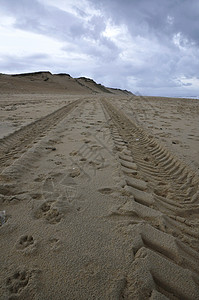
[{"xmin": 0, "ymin": 76, "xmax": 199, "ymax": 299}]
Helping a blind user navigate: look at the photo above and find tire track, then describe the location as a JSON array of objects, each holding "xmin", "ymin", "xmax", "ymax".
[
  {"xmin": 108, "ymin": 123, "xmax": 199, "ymax": 248},
  {"xmin": 0, "ymin": 99, "xmax": 82, "ymax": 172},
  {"xmin": 101, "ymin": 98, "xmax": 199, "ymax": 299},
  {"xmin": 101, "ymin": 98, "xmax": 199, "ymax": 214}
]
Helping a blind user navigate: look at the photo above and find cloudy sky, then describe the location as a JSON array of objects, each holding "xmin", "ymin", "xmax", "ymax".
[{"xmin": 0, "ymin": 0, "xmax": 199, "ymax": 96}]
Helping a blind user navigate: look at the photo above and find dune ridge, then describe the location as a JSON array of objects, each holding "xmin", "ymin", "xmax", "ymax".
[{"xmin": 0, "ymin": 71, "xmax": 133, "ymax": 96}]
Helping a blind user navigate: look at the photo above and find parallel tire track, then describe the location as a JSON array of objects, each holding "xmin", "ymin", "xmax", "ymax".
[
  {"xmin": 101, "ymin": 98, "xmax": 199, "ymax": 300},
  {"xmin": 0, "ymin": 99, "xmax": 82, "ymax": 171}
]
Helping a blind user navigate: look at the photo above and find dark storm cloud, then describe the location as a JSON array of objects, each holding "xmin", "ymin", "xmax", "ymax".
[
  {"xmin": 89, "ymin": 0, "xmax": 199, "ymax": 45},
  {"xmin": 87, "ymin": 0, "xmax": 199, "ymax": 95}
]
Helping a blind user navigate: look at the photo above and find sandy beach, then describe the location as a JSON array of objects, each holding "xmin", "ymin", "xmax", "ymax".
[{"xmin": 0, "ymin": 73, "xmax": 199, "ymax": 299}]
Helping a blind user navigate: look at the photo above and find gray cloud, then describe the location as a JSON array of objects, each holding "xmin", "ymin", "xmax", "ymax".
[
  {"xmin": 89, "ymin": 0, "xmax": 199, "ymax": 45},
  {"xmin": 0, "ymin": 0, "xmax": 199, "ymax": 96},
  {"xmin": 86, "ymin": 0, "xmax": 199, "ymax": 95},
  {"xmin": 1, "ymin": 0, "xmax": 84, "ymax": 40},
  {"xmin": 0, "ymin": 54, "xmax": 51, "ymax": 73}
]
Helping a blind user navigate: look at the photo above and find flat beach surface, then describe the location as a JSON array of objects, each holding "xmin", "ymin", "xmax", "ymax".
[{"xmin": 0, "ymin": 88, "xmax": 199, "ymax": 299}]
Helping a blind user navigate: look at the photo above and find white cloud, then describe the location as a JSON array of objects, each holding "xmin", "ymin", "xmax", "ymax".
[
  {"xmin": 180, "ymin": 76, "xmax": 199, "ymax": 88},
  {"xmin": 0, "ymin": 25, "xmax": 63, "ymax": 57},
  {"xmin": 0, "ymin": 15, "xmax": 15, "ymax": 27}
]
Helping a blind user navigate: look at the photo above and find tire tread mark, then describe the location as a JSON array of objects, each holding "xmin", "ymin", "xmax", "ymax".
[
  {"xmin": 0, "ymin": 99, "xmax": 82, "ymax": 171},
  {"xmin": 100, "ymin": 98, "xmax": 199, "ymax": 299}
]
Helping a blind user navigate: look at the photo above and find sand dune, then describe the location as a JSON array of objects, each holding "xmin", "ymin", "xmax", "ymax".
[
  {"xmin": 0, "ymin": 75, "xmax": 199, "ymax": 299},
  {"xmin": 0, "ymin": 72, "xmax": 133, "ymax": 96}
]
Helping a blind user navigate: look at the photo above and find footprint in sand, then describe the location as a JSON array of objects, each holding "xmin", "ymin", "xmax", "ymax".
[
  {"xmin": 5, "ymin": 268, "xmax": 40, "ymax": 299},
  {"xmin": 40, "ymin": 172, "xmax": 79, "ymax": 215},
  {"xmin": 69, "ymin": 167, "xmax": 80, "ymax": 178},
  {"xmin": 34, "ymin": 201, "xmax": 62, "ymax": 224},
  {"xmin": 15, "ymin": 235, "xmax": 37, "ymax": 254},
  {"xmin": 6, "ymin": 269, "xmax": 31, "ymax": 296}
]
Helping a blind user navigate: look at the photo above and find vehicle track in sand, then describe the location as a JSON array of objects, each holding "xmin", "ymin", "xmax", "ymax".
[
  {"xmin": 101, "ymin": 98, "xmax": 199, "ymax": 299},
  {"xmin": 1, "ymin": 96, "xmax": 199, "ymax": 299},
  {"xmin": 0, "ymin": 99, "xmax": 82, "ymax": 172}
]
